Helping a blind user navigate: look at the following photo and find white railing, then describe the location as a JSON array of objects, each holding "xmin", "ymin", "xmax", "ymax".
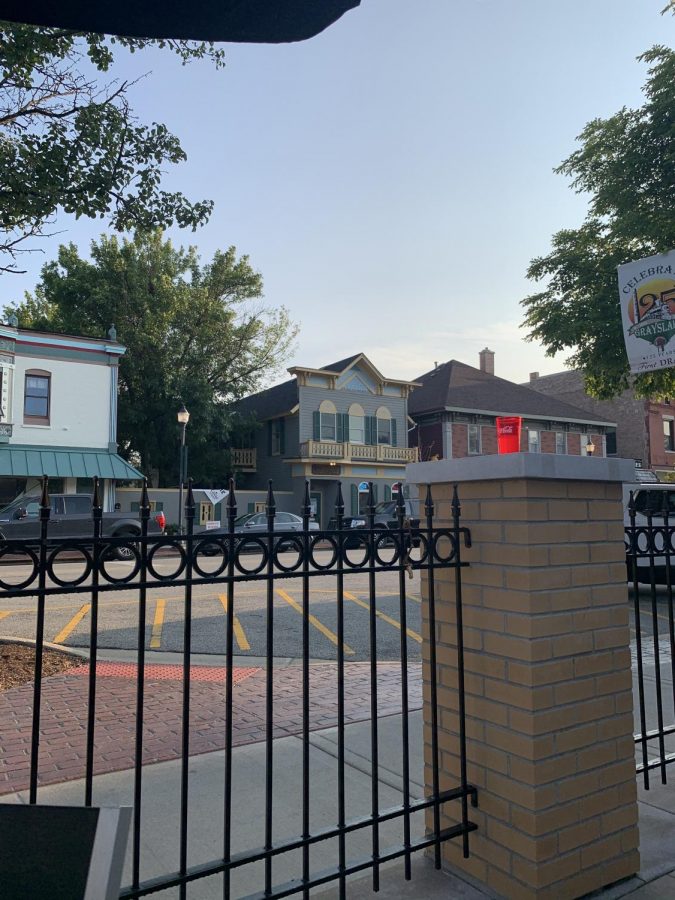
[
  {"xmin": 231, "ymin": 448, "xmax": 257, "ymax": 470},
  {"xmin": 300, "ymin": 441, "xmax": 418, "ymax": 463}
]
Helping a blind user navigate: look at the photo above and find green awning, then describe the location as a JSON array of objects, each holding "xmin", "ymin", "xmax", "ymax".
[{"xmin": 0, "ymin": 447, "xmax": 143, "ymax": 481}]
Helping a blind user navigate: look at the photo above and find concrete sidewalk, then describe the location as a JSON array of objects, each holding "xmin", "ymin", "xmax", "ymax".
[{"xmin": 5, "ymin": 708, "xmax": 675, "ymax": 898}]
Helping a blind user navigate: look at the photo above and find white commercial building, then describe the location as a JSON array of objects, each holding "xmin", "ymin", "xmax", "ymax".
[{"xmin": 0, "ymin": 320, "xmax": 141, "ymax": 510}]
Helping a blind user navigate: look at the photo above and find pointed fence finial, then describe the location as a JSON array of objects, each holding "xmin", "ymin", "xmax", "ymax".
[
  {"xmin": 185, "ymin": 479, "xmax": 195, "ymax": 519},
  {"xmin": 335, "ymin": 481, "xmax": 345, "ymax": 519},
  {"xmin": 451, "ymin": 482, "xmax": 461, "ymax": 519},
  {"xmin": 92, "ymin": 475, "xmax": 101, "ymax": 510},
  {"xmin": 302, "ymin": 480, "xmax": 311, "ymax": 520},
  {"xmin": 266, "ymin": 480, "xmax": 276, "ymax": 519},
  {"xmin": 424, "ymin": 484, "xmax": 434, "ymax": 521},
  {"xmin": 367, "ymin": 482, "xmax": 376, "ymax": 517},
  {"xmin": 140, "ymin": 477, "xmax": 150, "ymax": 519}
]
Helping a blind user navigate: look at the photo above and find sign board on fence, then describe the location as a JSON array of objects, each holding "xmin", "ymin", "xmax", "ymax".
[
  {"xmin": 203, "ymin": 489, "xmax": 228, "ymax": 506},
  {"xmin": 205, "ymin": 521, "xmax": 221, "ymax": 530},
  {"xmin": 618, "ymin": 250, "xmax": 675, "ymax": 375},
  {"xmin": 496, "ymin": 416, "xmax": 521, "ymax": 454}
]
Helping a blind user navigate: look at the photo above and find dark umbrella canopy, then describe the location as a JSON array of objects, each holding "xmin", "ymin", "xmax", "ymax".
[{"xmin": 0, "ymin": 0, "xmax": 361, "ymax": 43}]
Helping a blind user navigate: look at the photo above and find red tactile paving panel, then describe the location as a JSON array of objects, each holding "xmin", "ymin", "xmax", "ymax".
[
  {"xmin": 68, "ymin": 663, "xmax": 260, "ymax": 684},
  {"xmin": 0, "ymin": 662, "xmax": 422, "ymax": 796}
]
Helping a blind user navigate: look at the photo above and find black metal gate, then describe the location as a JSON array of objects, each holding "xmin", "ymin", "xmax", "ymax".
[
  {"xmin": 626, "ymin": 494, "xmax": 675, "ymax": 787},
  {"xmin": 1, "ymin": 476, "xmax": 477, "ymax": 898}
]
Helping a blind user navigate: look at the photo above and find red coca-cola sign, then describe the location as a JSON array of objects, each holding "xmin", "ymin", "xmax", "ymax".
[{"xmin": 496, "ymin": 416, "xmax": 522, "ymax": 454}]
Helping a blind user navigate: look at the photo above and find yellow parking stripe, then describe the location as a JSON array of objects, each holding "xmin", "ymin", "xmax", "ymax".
[
  {"xmin": 218, "ymin": 595, "xmax": 251, "ymax": 651},
  {"xmin": 150, "ymin": 599, "xmax": 166, "ymax": 649},
  {"xmin": 276, "ymin": 589, "xmax": 355, "ymax": 656},
  {"xmin": 53, "ymin": 603, "xmax": 91, "ymax": 644},
  {"xmin": 0, "ymin": 610, "xmax": 12, "ymax": 622},
  {"xmin": 344, "ymin": 591, "xmax": 422, "ymax": 644}
]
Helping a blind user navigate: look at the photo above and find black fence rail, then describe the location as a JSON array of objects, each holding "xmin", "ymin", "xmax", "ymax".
[
  {"xmin": 2, "ymin": 475, "xmax": 477, "ymax": 899},
  {"xmin": 626, "ymin": 491, "xmax": 675, "ymax": 788}
]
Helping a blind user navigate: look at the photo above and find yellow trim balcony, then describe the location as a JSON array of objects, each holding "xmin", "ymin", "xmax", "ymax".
[{"xmin": 299, "ymin": 441, "xmax": 418, "ymax": 464}]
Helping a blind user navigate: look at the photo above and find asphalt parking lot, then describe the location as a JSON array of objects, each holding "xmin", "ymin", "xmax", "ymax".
[{"xmin": 0, "ymin": 552, "xmax": 423, "ymax": 661}]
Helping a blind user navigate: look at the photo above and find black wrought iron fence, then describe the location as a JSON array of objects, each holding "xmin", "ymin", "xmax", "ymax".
[
  {"xmin": 1, "ymin": 475, "xmax": 477, "ymax": 899},
  {"xmin": 626, "ymin": 491, "xmax": 675, "ymax": 788}
]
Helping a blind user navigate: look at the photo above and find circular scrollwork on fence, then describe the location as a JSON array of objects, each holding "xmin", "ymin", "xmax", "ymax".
[
  {"xmin": 147, "ymin": 540, "xmax": 187, "ymax": 582},
  {"xmin": 373, "ymin": 529, "xmax": 400, "ymax": 567},
  {"xmin": 0, "ymin": 544, "xmax": 39, "ymax": 591},
  {"xmin": 47, "ymin": 543, "xmax": 93, "ymax": 588},
  {"xmin": 234, "ymin": 537, "xmax": 269, "ymax": 575},
  {"xmin": 192, "ymin": 536, "xmax": 229, "ymax": 579},
  {"xmin": 273, "ymin": 535, "xmax": 304, "ymax": 573},
  {"xmin": 432, "ymin": 530, "xmax": 459, "ymax": 565},
  {"xmin": 343, "ymin": 533, "xmax": 370, "ymax": 569},
  {"xmin": 99, "ymin": 543, "xmax": 141, "ymax": 584},
  {"xmin": 309, "ymin": 533, "xmax": 337, "ymax": 570}
]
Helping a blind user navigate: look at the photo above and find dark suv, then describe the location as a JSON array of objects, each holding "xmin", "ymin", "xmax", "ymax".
[{"xmin": 330, "ymin": 498, "xmax": 420, "ymax": 547}]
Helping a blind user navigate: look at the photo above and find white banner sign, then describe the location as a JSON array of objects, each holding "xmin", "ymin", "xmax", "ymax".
[
  {"xmin": 202, "ymin": 489, "xmax": 228, "ymax": 506},
  {"xmin": 619, "ymin": 250, "xmax": 675, "ymax": 374}
]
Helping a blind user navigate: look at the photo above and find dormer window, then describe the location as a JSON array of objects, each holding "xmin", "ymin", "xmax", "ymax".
[{"xmin": 24, "ymin": 370, "xmax": 51, "ymax": 425}]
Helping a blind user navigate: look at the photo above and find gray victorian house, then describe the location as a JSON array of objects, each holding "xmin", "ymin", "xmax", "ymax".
[{"xmin": 230, "ymin": 354, "xmax": 419, "ymax": 526}]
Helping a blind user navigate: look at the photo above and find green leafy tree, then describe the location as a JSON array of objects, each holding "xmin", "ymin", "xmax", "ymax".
[
  {"xmin": 521, "ymin": 46, "xmax": 675, "ymax": 399},
  {"xmin": 11, "ymin": 232, "xmax": 298, "ymax": 485},
  {"xmin": 0, "ymin": 25, "xmax": 225, "ymax": 273}
]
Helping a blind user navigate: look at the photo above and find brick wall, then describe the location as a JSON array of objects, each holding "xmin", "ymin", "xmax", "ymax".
[
  {"xmin": 419, "ymin": 474, "xmax": 638, "ymax": 899},
  {"xmin": 452, "ymin": 423, "xmax": 468, "ymax": 458}
]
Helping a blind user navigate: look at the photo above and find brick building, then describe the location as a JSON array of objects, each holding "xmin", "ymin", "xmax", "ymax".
[
  {"xmin": 409, "ymin": 349, "xmax": 614, "ymax": 461},
  {"xmin": 528, "ymin": 369, "xmax": 675, "ymax": 478}
]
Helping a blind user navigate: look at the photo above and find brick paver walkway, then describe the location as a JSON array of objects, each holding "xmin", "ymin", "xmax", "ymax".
[{"xmin": 0, "ymin": 661, "xmax": 422, "ymax": 796}]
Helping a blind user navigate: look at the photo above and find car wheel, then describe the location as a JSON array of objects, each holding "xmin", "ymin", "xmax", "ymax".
[{"xmin": 112, "ymin": 533, "xmax": 138, "ymax": 561}]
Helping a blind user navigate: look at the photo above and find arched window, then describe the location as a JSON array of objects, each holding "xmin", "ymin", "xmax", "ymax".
[
  {"xmin": 319, "ymin": 399, "xmax": 337, "ymax": 441},
  {"xmin": 348, "ymin": 403, "xmax": 365, "ymax": 444},
  {"xmin": 24, "ymin": 369, "xmax": 51, "ymax": 425},
  {"xmin": 376, "ymin": 406, "xmax": 393, "ymax": 445}
]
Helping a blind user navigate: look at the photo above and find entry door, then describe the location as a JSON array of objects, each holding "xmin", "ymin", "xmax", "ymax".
[{"xmin": 310, "ymin": 492, "xmax": 322, "ymax": 527}]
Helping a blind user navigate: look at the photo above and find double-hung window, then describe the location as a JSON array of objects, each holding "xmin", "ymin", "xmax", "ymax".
[
  {"xmin": 665, "ymin": 419, "xmax": 675, "ymax": 452},
  {"xmin": 348, "ymin": 403, "xmax": 365, "ymax": 444},
  {"xmin": 555, "ymin": 432, "xmax": 566, "ymax": 455},
  {"xmin": 320, "ymin": 412, "xmax": 336, "ymax": 441},
  {"xmin": 528, "ymin": 429, "xmax": 540, "ymax": 453},
  {"xmin": 24, "ymin": 370, "xmax": 50, "ymax": 424},
  {"xmin": 376, "ymin": 407, "xmax": 392, "ymax": 445},
  {"xmin": 468, "ymin": 424, "xmax": 481, "ymax": 455}
]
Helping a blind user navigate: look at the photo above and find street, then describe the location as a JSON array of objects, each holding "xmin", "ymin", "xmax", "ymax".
[{"xmin": 0, "ymin": 552, "xmax": 423, "ymax": 661}]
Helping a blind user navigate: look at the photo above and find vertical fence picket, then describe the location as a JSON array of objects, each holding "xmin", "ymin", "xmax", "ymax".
[
  {"xmin": 29, "ymin": 475, "xmax": 50, "ymax": 804},
  {"xmin": 334, "ymin": 481, "xmax": 347, "ymax": 900},
  {"xmin": 85, "ymin": 475, "xmax": 103, "ymax": 806},
  {"xmin": 265, "ymin": 480, "xmax": 276, "ymax": 897},
  {"xmin": 179, "ymin": 481, "xmax": 196, "ymax": 900},
  {"xmin": 629, "ymin": 492, "xmax": 650, "ymax": 787},
  {"xmin": 366, "ymin": 481, "xmax": 380, "ymax": 891},
  {"xmin": 223, "ymin": 478, "xmax": 237, "ymax": 900},
  {"xmin": 425, "ymin": 484, "xmax": 442, "ymax": 868},
  {"xmin": 301, "ymin": 480, "xmax": 312, "ymax": 900},
  {"xmin": 132, "ymin": 478, "xmax": 151, "ymax": 890},
  {"xmin": 452, "ymin": 484, "xmax": 470, "ymax": 858},
  {"xmin": 395, "ymin": 484, "xmax": 412, "ymax": 879}
]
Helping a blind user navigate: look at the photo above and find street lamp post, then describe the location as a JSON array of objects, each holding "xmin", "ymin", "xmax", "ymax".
[{"xmin": 177, "ymin": 404, "xmax": 190, "ymax": 532}]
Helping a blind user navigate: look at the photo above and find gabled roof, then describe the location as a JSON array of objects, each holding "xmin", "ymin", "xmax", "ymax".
[
  {"xmin": 320, "ymin": 354, "xmax": 362, "ymax": 373},
  {"xmin": 232, "ymin": 378, "xmax": 298, "ymax": 422},
  {"xmin": 409, "ymin": 360, "xmax": 614, "ymax": 426}
]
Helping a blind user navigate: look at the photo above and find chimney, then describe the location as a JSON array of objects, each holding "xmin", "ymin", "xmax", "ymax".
[
  {"xmin": 530, "ymin": 372, "xmax": 539, "ymax": 383},
  {"xmin": 479, "ymin": 347, "xmax": 495, "ymax": 375}
]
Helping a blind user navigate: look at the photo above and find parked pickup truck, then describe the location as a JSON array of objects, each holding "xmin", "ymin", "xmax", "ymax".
[{"xmin": 0, "ymin": 494, "xmax": 165, "ymax": 559}]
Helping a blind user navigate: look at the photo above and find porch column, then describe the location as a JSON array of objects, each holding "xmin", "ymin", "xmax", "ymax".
[{"xmin": 407, "ymin": 454, "xmax": 639, "ymax": 900}]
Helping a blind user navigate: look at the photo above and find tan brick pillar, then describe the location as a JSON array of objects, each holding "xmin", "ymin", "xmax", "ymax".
[{"xmin": 406, "ymin": 454, "xmax": 639, "ymax": 900}]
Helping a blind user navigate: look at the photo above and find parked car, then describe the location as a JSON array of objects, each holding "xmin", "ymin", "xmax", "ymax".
[
  {"xmin": 199, "ymin": 511, "xmax": 319, "ymax": 554},
  {"xmin": 623, "ymin": 483, "xmax": 675, "ymax": 584},
  {"xmin": 329, "ymin": 498, "xmax": 420, "ymax": 548},
  {"xmin": 0, "ymin": 493, "xmax": 165, "ymax": 559}
]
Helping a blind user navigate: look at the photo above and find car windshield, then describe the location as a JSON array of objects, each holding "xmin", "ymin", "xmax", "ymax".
[
  {"xmin": 0, "ymin": 496, "xmax": 40, "ymax": 517},
  {"xmin": 234, "ymin": 513, "xmax": 256, "ymax": 527},
  {"xmin": 374, "ymin": 501, "xmax": 399, "ymax": 516}
]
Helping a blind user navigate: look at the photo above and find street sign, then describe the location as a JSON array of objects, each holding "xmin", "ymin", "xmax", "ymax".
[
  {"xmin": 618, "ymin": 250, "xmax": 675, "ymax": 374},
  {"xmin": 358, "ymin": 481, "xmax": 369, "ymax": 492}
]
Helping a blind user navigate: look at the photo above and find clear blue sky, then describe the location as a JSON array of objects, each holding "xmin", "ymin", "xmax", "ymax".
[{"xmin": 3, "ymin": 0, "xmax": 672, "ymax": 384}]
